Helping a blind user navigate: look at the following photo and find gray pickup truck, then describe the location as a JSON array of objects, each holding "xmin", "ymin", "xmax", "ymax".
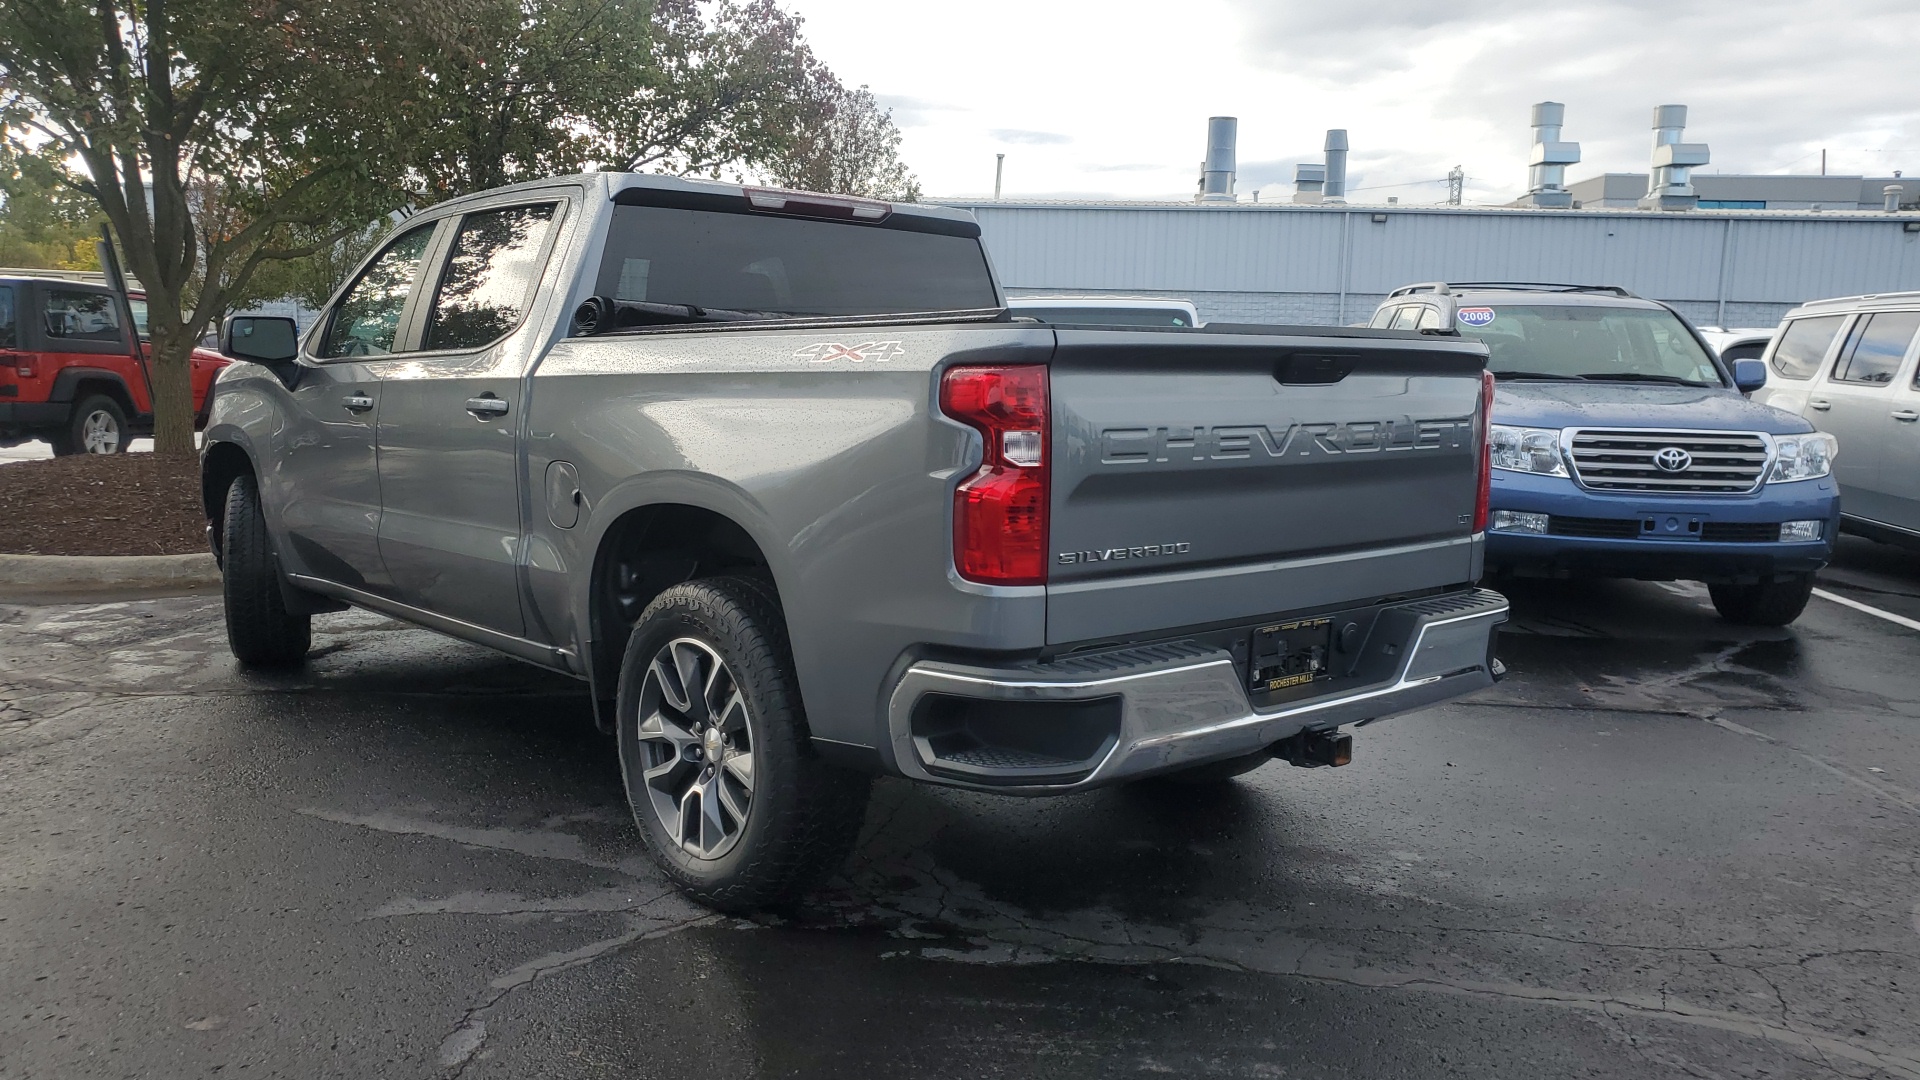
[{"xmin": 203, "ymin": 173, "xmax": 1508, "ymax": 910}]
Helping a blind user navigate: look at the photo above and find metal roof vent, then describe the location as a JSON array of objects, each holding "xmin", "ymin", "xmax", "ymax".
[
  {"xmin": 1886, "ymin": 184, "xmax": 1905, "ymax": 213},
  {"xmin": 1323, "ymin": 130, "xmax": 1349, "ymax": 204},
  {"xmin": 1292, "ymin": 162, "xmax": 1326, "ymax": 203},
  {"xmin": 1639, "ymin": 105, "xmax": 1710, "ymax": 211},
  {"xmin": 1520, "ymin": 102, "xmax": 1580, "ymax": 208},
  {"xmin": 1198, "ymin": 116, "xmax": 1238, "ymax": 203}
]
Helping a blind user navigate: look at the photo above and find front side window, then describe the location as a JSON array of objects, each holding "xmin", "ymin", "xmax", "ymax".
[
  {"xmin": 1367, "ymin": 307, "xmax": 1394, "ymax": 328},
  {"xmin": 128, "ymin": 296, "xmax": 149, "ymax": 338},
  {"xmin": 1831, "ymin": 310, "xmax": 1920, "ymax": 386},
  {"xmin": 0, "ymin": 285, "xmax": 14, "ymax": 349},
  {"xmin": 1458, "ymin": 304, "xmax": 1724, "ymax": 386},
  {"xmin": 43, "ymin": 288, "xmax": 121, "ymax": 344},
  {"xmin": 424, "ymin": 204, "xmax": 557, "ymax": 351},
  {"xmin": 1769, "ymin": 315, "xmax": 1845, "ymax": 379},
  {"xmin": 321, "ymin": 224, "xmax": 436, "ymax": 358}
]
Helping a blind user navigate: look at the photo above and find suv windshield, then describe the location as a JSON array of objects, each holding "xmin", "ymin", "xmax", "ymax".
[{"xmin": 1461, "ymin": 304, "xmax": 1724, "ymax": 386}]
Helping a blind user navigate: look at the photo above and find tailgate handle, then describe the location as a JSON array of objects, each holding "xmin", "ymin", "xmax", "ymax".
[{"xmin": 1277, "ymin": 352, "xmax": 1356, "ymax": 385}]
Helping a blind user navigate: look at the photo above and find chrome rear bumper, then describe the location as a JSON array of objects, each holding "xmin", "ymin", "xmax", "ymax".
[{"xmin": 885, "ymin": 588, "xmax": 1508, "ymax": 794}]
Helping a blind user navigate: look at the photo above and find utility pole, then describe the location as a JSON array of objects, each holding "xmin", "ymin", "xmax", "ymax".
[
  {"xmin": 1447, "ymin": 165, "xmax": 1464, "ymax": 206},
  {"xmin": 994, "ymin": 154, "xmax": 1005, "ymax": 200}
]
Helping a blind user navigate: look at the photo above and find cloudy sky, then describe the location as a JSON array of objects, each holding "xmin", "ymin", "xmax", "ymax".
[{"xmin": 790, "ymin": 0, "xmax": 1919, "ymax": 204}]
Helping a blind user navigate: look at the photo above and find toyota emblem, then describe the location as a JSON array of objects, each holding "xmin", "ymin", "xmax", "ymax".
[{"xmin": 1653, "ymin": 447, "xmax": 1692, "ymax": 473}]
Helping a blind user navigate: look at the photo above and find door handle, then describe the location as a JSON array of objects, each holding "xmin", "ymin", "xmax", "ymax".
[
  {"xmin": 1807, "ymin": 399, "xmax": 1831, "ymax": 411},
  {"xmin": 466, "ymin": 395, "xmax": 509, "ymax": 418},
  {"xmin": 1893, "ymin": 410, "xmax": 1919, "ymax": 423},
  {"xmin": 342, "ymin": 393, "xmax": 374, "ymax": 413}
]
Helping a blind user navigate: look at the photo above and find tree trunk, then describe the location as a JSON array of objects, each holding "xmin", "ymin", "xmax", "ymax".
[{"xmin": 147, "ymin": 328, "xmax": 198, "ymax": 458}]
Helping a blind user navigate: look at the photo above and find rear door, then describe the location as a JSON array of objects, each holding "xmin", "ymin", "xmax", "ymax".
[
  {"xmin": 1045, "ymin": 330, "xmax": 1488, "ymax": 643},
  {"xmin": 1815, "ymin": 310, "xmax": 1920, "ymax": 524},
  {"xmin": 1875, "ymin": 320, "xmax": 1920, "ymax": 532},
  {"xmin": 375, "ymin": 199, "xmax": 565, "ymax": 637}
]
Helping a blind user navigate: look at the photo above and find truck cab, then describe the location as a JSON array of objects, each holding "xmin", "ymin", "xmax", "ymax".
[
  {"xmin": 1372, "ymin": 282, "xmax": 1839, "ymax": 626},
  {"xmin": 0, "ymin": 270, "xmax": 228, "ymax": 454}
]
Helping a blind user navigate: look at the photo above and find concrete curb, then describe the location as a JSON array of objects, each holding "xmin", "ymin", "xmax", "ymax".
[{"xmin": 0, "ymin": 552, "xmax": 221, "ymax": 593}]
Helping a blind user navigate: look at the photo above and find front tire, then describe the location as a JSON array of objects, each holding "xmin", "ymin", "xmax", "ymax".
[
  {"xmin": 1708, "ymin": 573, "xmax": 1816, "ymax": 626},
  {"xmin": 52, "ymin": 395, "xmax": 128, "ymax": 456},
  {"xmin": 616, "ymin": 576, "xmax": 871, "ymax": 912},
  {"xmin": 220, "ymin": 473, "xmax": 311, "ymax": 666}
]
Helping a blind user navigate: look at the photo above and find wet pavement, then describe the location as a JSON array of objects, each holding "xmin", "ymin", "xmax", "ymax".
[{"xmin": 2, "ymin": 540, "xmax": 1917, "ymax": 1079}]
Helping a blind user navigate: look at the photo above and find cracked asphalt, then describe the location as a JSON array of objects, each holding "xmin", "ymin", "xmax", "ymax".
[{"xmin": 2, "ymin": 534, "xmax": 1918, "ymax": 1079}]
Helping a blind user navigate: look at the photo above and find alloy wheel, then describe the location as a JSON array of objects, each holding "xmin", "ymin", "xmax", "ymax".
[
  {"xmin": 81, "ymin": 409, "xmax": 121, "ymax": 454},
  {"xmin": 634, "ymin": 637, "xmax": 756, "ymax": 860}
]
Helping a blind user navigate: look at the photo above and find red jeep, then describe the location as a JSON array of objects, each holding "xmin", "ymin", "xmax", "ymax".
[{"xmin": 0, "ymin": 271, "xmax": 229, "ymax": 455}]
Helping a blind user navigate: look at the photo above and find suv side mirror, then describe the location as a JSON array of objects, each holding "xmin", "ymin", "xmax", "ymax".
[
  {"xmin": 1731, "ymin": 358, "xmax": 1768, "ymax": 393},
  {"xmin": 223, "ymin": 315, "xmax": 302, "ymax": 387}
]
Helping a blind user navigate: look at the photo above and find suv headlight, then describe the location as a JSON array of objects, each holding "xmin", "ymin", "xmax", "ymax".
[
  {"xmin": 1766, "ymin": 432, "xmax": 1837, "ymax": 483},
  {"xmin": 1489, "ymin": 425, "xmax": 1567, "ymax": 477}
]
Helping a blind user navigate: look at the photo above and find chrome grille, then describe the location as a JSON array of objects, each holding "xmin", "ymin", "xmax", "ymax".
[{"xmin": 1566, "ymin": 429, "xmax": 1770, "ymax": 494}]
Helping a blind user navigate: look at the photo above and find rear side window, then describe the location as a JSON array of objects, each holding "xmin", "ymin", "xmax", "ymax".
[
  {"xmin": 595, "ymin": 205, "xmax": 998, "ymax": 318},
  {"xmin": 321, "ymin": 224, "xmax": 437, "ymax": 358},
  {"xmin": 424, "ymin": 204, "xmax": 557, "ymax": 351},
  {"xmin": 1769, "ymin": 315, "xmax": 1846, "ymax": 379},
  {"xmin": 1389, "ymin": 306, "xmax": 1421, "ymax": 330},
  {"xmin": 0, "ymin": 285, "xmax": 14, "ymax": 348},
  {"xmin": 43, "ymin": 288, "xmax": 120, "ymax": 344},
  {"xmin": 1832, "ymin": 311, "xmax": 1920, "ymax": 385},
  {"xmin": 1417, "ymin": 307, "xmax": 1444, "ymax": 331}
]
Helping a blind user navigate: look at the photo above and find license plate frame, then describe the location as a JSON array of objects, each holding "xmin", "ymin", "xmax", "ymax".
[{"xmin": 1249, "ymin": 617, "xmax": 1334, "ymax": 694}]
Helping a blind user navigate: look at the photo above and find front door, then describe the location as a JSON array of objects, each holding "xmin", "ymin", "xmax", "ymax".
[
  {"xmin": 1815, "ymin": 310, "xmax": 1920, "ymax": 526},
  {"xmin": 376, "ymin": 201, "xmax": 562, "ymax": 637},
  {"xmin": 279, "ymin": 221, "xmax": 440, "ymax": 590}
]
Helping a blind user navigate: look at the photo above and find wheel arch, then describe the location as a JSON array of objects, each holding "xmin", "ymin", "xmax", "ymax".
[
  {"xmin": 581, "ymin": 497, "xmax": 790, "ymax": 729},
  {"xmin": 200, "ymin": 438, "xmax": 256, "ymax": 566},
  {"xmin": 50, "ymin": 368, "xmax": 137, "ymax": 415}
]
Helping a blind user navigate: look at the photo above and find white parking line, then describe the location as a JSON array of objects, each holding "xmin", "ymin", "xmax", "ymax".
[{"xmin": 1812, "ymin": 587, "xmax": 1920, "ymax": 633}]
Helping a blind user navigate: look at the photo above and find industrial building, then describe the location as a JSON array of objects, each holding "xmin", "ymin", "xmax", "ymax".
[{"xmin": 953, "ymin": 107, "xmax": 1920, "ymax": 329}]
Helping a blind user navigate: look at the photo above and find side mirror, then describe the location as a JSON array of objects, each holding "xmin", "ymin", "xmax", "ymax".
[
  {"xmin": 222, "ymin": 315, "xmax": 302, "ymax": 388},
  {"xmin": 1731, "ymin": 358, "xmax": 1768, "ymax": 393}
]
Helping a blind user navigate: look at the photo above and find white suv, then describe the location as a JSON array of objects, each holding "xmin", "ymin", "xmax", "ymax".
[{"xmin": 1753, "ymin": 292, "xmax": 1920, "ymax": 546}]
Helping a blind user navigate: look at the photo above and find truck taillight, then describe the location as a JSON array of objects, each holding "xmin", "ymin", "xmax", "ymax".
[
  {"xmin": 1473, "ymin": 369, "xmax": 1494, "ymax": 534},
  {"xmin": 15, "ymin": 356, "xmax": 35, "ymax": 378},
  {"xmin": 940, "ymin": 365, "xmax": 1049, "ymax": 585}
]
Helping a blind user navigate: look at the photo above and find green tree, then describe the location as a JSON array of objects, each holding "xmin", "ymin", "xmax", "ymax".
[
  {"xmin": 0, "ymin": 0, "xmax": 458, "ymax": 456},
  {"xmin": 0, "ymin": 144, "xmax": 101, "ymax": 269},
  {"xmin": 769, "ymin": 85, "xmax": 922, "ymax": 201}
]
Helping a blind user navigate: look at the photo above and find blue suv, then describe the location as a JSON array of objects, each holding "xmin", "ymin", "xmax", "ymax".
[{"xmin": 1371, "ymin": 283, "xmax": 1839, "ymax": 626}]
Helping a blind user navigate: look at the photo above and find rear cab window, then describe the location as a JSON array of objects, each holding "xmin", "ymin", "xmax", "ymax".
[
  {"xmin": 1769, "ymin": 315, "xmax": 1846, "ymax": 379},
  {"xmin": 1830, "ymin": 310, "xmax": 1920, "ymax": 386},
  {"xmin": 594, "ymin": 198, "xmax": 998, "ymax": 324}
]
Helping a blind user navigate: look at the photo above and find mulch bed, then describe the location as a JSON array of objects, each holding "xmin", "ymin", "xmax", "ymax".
[{"xmin": 0, "ymin": 454, "xmax": 207, "ymax": 556}]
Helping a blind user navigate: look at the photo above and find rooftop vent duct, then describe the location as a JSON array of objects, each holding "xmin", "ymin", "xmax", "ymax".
[
  {"xmin": 1292, "ymin": 162, "xmax": 1326, "ymax": 204},
  {"xmin": 1639, "ymin": 105, "xmax": 1710, "ymax": 211},
  {"xmin": 1886, "ymin": 184, "xmax": 1905, "ymax": 213},
  {"xmin": 1323, "ymin": 129, "xmax": 1349, "ymax": 204},
  {"xmin": 1198, "ymin": 116, "xmax": 1237, "ymax": 203},
  {"xmin": 1521, "ymin": 102, "xmax": 1581, "ymax": 208}
]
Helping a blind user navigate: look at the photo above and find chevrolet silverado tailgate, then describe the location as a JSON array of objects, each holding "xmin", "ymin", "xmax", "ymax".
[{"xmin": 1045, "ymin": 327, "xmax": 1490, "ymax": 644}]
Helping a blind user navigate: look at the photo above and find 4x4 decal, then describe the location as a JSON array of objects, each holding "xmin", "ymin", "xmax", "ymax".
[{"xmin": 792, "ymin": 341, "xmax": 905, "ymax": 364}]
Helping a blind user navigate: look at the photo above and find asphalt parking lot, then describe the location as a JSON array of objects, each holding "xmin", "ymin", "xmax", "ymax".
[{"xmin": 2, "ymin": 537, "xmax": 1917, "ymax": 1079}]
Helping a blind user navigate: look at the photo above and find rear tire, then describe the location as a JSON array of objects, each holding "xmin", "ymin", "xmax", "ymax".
[
  {"xmin": 51, "ymin": 395, "xmax": 128, "ymax": 456},
  {"xmin": 616, "ymin": 576, "xmax": 871, "ymax": 913},
  {"xmin": 220, "ymin": 473, "xmax": 311, "ymax": 666},
  {"xmin": 1708, "ymin": 573, "xmax": 1816, "ymax": 626}
]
